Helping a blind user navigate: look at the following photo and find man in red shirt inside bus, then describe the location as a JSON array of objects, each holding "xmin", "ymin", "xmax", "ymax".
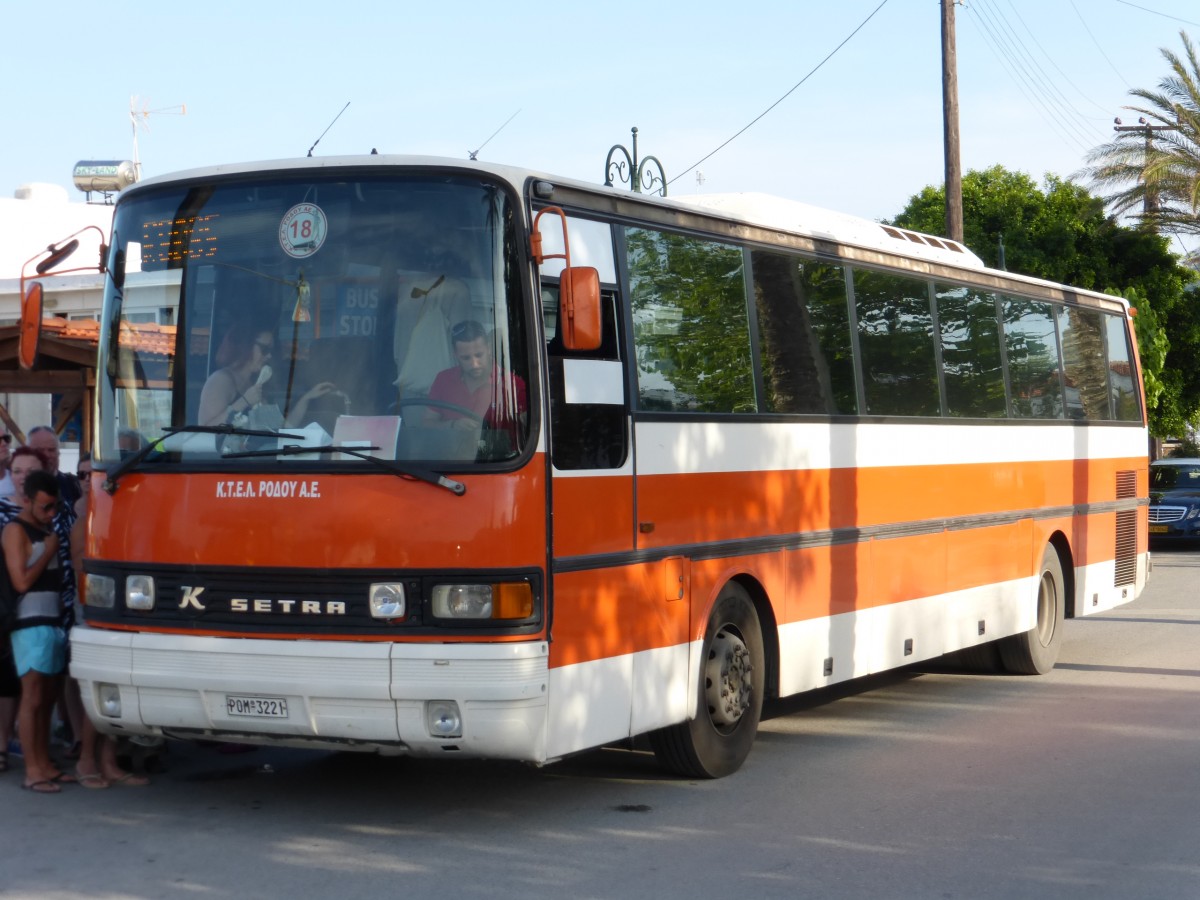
[{"xmin": 425, "ymin": 320, "xmax": 527, "ymax": 447}]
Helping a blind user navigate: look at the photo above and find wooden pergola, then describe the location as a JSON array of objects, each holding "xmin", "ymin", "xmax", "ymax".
[{"xmin": 0, "ymin": 318, "xmax": 174, "ymax": 450}]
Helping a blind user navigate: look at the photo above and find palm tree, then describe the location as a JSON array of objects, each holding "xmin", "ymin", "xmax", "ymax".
[{"xmin": 1085, "ymin": 30, "xmax": 1200, "ymax": 235}]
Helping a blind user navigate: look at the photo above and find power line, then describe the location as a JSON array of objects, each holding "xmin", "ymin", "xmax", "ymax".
[
  {"xmin": 965, "ymin": 4, "xmax": 1097, "ymax": 153},
  {"xmin": 1000, "ymin": 0, "xmax": 1112, "ymax": 116},
  {"xmin": 1070, "ymin": 0, "xmax": 1130, "ymax": 87},
  {"xmin": 1113, "ymin": 0, "xmax": 1200, "ymax": 28},
  {"xmin": 972, "ymin": 0, "xmax": 1101, "ymax": 145},
  {"xmin": 667, "ymin": 0, "xmax": 890, "ymax": 187}
]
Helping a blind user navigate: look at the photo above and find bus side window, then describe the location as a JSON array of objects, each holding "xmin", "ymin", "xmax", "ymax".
[{"xmin": 546, "ymin": 283, "xmax": 628, "ymax": 470}]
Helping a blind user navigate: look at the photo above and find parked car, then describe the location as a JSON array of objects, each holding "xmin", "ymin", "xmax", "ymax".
[{"xmin": 1149, "ymin": 458, "xmax": 1200, "ymax": 542}]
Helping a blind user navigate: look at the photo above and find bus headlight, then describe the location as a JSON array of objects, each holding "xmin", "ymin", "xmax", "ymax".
[
  {"xmin": 126, "ymin": 575, "xmax": 156, "ymax": 610},
  {"xmin": 429, "ymin": 582, "xmax": 534, "ymax": 620},
  {"xmin": 368, "ymin": 583, "xmax": 406, "ymax": 619},
  {"xmin": 85, "ymin": 574, "xmax": 116, "ymax": 608}
]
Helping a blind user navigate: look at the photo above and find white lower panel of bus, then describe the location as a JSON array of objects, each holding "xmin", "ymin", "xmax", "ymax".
[
  {"xmin": 542, "ymin": 557, "xmax": 1140, "ymax": 761},
  {"xmin": 777, "ymin": 576, "xmax": 1038, "ymax": 696},
  {"xmin": 69, "ymin": 629, "xmax": 550, "ymax": 760},
  {"xmin": 544, "ymin": 643, "xmax": 698, "ymax": 761}
]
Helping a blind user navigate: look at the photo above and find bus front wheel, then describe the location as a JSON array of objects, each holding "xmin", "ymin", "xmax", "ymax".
[
  {"xmin": 998, "ymin": 544, "xmax": 1066, "ymax": 675},
  {"xmin": 649, "ymin": 582, "xmax": 765, "ymax": 779}
]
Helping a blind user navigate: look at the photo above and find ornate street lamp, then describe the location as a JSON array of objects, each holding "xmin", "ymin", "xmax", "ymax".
[{"xmin": 604, "ymin": 127, "xmax": 667, "ymax": 197}]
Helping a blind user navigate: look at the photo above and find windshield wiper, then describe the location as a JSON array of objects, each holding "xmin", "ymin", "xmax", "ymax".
[
  {"xmin": 220, "ymin": 443, "xmax": 466, "ymax": 496},
  {"xmin": 101, "ymin": 424, "xmax": 307, "ymax": 493}
]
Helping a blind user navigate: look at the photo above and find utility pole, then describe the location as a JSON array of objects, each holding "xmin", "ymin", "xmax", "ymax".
[
  {"xmin": 942, "ymin": 0, "xmax": 963, "ymax": 243},
  {"xmin": 1113, "ymin": 116, "xmax": 1177, "ymax": 221}
]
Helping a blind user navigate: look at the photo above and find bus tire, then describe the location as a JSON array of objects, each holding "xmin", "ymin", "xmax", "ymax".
[
  {"xmin": 998, "ymin": 544, "xmax": 1066, "ymax": 675},
  {"xmin": 649, "ymin": 582, "xmax": 764, "ymax": 779}
]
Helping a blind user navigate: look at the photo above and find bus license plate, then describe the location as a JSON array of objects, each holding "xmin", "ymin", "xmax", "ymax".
[
  {"xmin": 1148, "ymin": 525, "xmax": 1169, "ymax": 534},
  {"xmin": 226, "ymin": 695, "xmax": 289, "ymax": 718}
]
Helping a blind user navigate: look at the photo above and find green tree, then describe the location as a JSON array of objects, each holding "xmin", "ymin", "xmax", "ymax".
[
  {"xmin": 888, "ymin": 166, "xmax": 1196, "ymax": 436},
  {"xmin": 1084, "ymin": 30, "xmax": 1200, "ymax": 234}
]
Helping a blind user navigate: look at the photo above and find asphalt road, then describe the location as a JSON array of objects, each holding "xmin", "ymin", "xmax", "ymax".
[{"xmin": 3, "ymin": 550, "xmax": 1198, "ymax": 900}]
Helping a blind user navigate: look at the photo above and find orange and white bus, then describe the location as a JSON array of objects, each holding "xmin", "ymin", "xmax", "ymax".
[{"xmin": 69, "ymin": 156, "xmax": 1148, "ymax": 777}]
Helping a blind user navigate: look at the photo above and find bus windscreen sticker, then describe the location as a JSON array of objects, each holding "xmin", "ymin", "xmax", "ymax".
[{"xmin": 279, "ymin": 203, "xmax": 328, "ymax": 259}]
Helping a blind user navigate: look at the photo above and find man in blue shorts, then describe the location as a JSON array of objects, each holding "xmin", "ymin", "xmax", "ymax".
[{"xmin": 3, "ymin": 470, "xmax": 72, "ymax": 793}]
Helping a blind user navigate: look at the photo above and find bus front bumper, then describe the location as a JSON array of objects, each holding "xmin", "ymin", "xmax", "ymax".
[{"xmin": 69, "ymin": 625, "xmax": 549, "ymax": 761}]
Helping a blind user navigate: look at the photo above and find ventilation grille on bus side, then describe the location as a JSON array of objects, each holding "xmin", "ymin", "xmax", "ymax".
[
  {"xmin": 1114, "ymin": 470, "xmax": 1138, "ymax": 587},
  {"xmin": 1116, "ymin": 470, "xmax": 1137, "ymax": 500}
]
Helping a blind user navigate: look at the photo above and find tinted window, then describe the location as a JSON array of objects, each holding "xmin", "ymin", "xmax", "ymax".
[
  {"xmin": 1058, "ymin": 305, "xmax": 1111, "ymax": 420},
  {"xmin": 751, "ymin": 251, "xmax": 856, "ymax": 414},
  {"xmin": 853, "ymin": 269, "xmax": 939, "ymax": 416},
  {"xmin": 1104, "ymin": 312, "xmax": 1141, "ymax": 422},
  {"xmin": 936, "ymin": 284, "xmax": 1007, "ymax": 417},
  {"xmin": 627, "ymin": 227, "xmax": 755, "ymax": 413},
  {"xmin": 1151, "ymin": 464, "xmax": 1200, "ymax": 490},
  {"xmin": 1003, "ymin": 296, "xmax": 1063, "ymax": 419}
]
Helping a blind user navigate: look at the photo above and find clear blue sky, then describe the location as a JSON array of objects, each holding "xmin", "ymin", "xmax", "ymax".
[{"xmin": 2, "ymin": 0, "xmax": 1197, "ymax": 245}]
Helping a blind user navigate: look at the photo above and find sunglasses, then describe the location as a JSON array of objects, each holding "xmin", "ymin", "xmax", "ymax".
[
  {"xmin": 77, "ymin": 470, "xmax": 91, "ymax": 480},
  {"xmin": 0, "ymin": 435, "xmax": 10, "ymax": 444},
  {"xmin": 255, "ymin": 341, "xmax": 274, "ymax": 354}
]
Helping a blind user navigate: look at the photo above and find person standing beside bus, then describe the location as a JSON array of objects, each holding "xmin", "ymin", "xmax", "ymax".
[
  {"xmin": 0, "ymin": 430, "xmax": 13, "ymax": 499},
  {"xmin": 68, "ymin": 455, "xmax": 148, "ymax": 788},
  {"xmin": 27, "ymin": 427, "xmax": 80, "ymax": 510},
  {"xmin": 4, "ymin": 470, "xmax": 71, "ymax": 793}
]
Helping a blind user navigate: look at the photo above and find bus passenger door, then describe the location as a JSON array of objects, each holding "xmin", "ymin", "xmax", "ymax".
[{"xmin": 543, "ymin": 279, "xmax": 642, "ymax": 757}]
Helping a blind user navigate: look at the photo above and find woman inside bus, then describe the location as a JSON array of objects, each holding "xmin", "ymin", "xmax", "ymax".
[{"xmin": 198, "ymin": 327, "xmax": 338, "ymax": 428}]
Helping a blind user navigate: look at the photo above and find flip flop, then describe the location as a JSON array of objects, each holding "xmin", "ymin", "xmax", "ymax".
[
  {"xmin": 50, "ymin": 772, "xmax": 78, "ymax": 785},
  {"xmin": 108, "ymin": 772, "xmax": 149, "ymax": 787},
  {"xmin": 22, "ymin": 779, "xmax": 62, "ymax": 794},
  {"xmin": 76, "ymin": 771, "xmax": 110, "ymax": 789}
]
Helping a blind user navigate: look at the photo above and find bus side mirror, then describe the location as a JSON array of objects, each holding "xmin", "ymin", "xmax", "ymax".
[
  {"xmin": 531, "ymin": 206, "xmax": 603, "ymax": 351},
  {"xmin": 19, "ymin": 282, "xmax": 43, "ymax": 370},
  {"xmin": 560, "ymin": 266, "xmax": 601, "ymax": 351}
]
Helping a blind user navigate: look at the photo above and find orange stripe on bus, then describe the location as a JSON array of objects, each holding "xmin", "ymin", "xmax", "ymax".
[{"xmin": 635, "ymin": 457, "xmax": 1145, "ymax": 548}]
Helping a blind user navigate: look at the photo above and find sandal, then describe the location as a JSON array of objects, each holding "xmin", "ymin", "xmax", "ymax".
[
  {"xmin": 22, "ymin": 779, "xmax": 62, "ymax": 794},
  {"xmin": 76, "ymin": 771, "xmax": 110, "ymax": 789},
  {"xmin": 108, "ymin": 772, "xmax": 150, "ymax": 787}
]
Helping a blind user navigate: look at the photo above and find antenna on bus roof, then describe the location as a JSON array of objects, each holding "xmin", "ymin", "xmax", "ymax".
[
  {"xmin": 469, "ymin": 109, "xmax": 520, "ymax": 160},
  {"xmin": 307, "ymin": 102, "xmax": 350, "ymax": 157}
]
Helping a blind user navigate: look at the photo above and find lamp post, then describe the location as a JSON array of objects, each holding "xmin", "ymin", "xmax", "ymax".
[{"xmin": 604, "ymin": 127, "xmax": 667, "ymax": 197}]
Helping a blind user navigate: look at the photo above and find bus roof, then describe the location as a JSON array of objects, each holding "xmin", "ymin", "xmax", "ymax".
[
  {"xmin": 672, "ymin": 192, "xmax": 984, "ymax": 268},
  {"xmin": 125, "ymin": 154, "xmax": 1130, "ymax": 313}
]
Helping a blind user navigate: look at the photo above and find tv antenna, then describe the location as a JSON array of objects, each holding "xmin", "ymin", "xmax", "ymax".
[
  {"xmin": 469, "ymin": 109, "xmax": 520, "ymax": 160},
  {"xmin": 130, "ymin": 95, "xmax": 186, "ymax": 180},
  {"xmin": 308, "ymin": 102, "xmax": 350, "ymax": 157}
]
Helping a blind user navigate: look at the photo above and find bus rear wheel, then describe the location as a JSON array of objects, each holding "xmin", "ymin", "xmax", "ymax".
[
  {"xmin": 649, "ymin": 582, "xmax": 764, "ymax": 779},
  {"xmin": 998, "ymin": 544, "xmax": 1066, "ymax": 675}
]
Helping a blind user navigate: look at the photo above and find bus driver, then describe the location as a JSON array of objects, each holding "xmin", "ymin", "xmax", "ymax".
[{"xmin": 424, "ymin": 320, "xmax": 527, "ymax": 437}]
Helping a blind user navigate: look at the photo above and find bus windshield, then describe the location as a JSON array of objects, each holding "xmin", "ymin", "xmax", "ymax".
[{"xmin": 95, "ymin": 172, "xmax": 529, "ymax": 469}]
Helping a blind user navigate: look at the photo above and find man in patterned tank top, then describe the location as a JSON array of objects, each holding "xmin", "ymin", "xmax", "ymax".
[{"xmin": 3, "ymin": 470, "xmax": 70, "ymax": 793}]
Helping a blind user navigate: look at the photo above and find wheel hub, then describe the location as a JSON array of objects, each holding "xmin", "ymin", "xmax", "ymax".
[{"xmin": 705, "ymin": 626, "xmax": 753, "ymax": 726}]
